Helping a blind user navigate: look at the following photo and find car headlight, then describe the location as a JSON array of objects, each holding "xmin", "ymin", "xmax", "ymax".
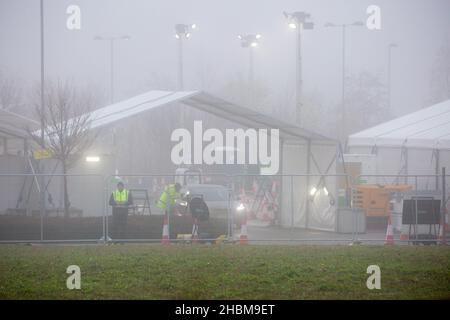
[
  {"xmin": 179, "ymin": 201, "xmax": 188, "ymax": 207},
  {"xmin": 236, "ymin": 203, "xmax": 245, "ymax": 211}
]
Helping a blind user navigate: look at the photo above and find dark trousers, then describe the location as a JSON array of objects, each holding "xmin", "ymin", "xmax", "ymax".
[{"xmin": 112, "ymin": 207, "xmax": 128, "ymax": 239}]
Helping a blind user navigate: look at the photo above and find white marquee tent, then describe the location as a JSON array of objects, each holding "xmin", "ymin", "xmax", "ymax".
[
  {"xmin": 1, "ymin": 91, "xmax": 339, "ymax": 231},
  {"xmin": 347, "ymin": 99, "xmax": 450, "ymax": 190}
]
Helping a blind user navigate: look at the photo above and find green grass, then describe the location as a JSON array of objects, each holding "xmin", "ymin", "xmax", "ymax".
[{"xmin": 0, "ymin": 244, "xmax": 449, "ymax": 299}]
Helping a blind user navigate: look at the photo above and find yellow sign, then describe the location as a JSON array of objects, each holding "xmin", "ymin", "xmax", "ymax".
[{"xmin": 33, "ymin": 149, "xmax": 52, "ymax": 160}]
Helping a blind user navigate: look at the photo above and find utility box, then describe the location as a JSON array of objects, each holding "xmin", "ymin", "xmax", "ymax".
[{"xmin": 336, "ymin": 207, "xmax": 366, "ymax": 233}]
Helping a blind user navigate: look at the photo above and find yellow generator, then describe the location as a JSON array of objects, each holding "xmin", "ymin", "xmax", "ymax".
[{"xmin": 352, "ymin": 184, "xmax": 413, "ymax": 217}]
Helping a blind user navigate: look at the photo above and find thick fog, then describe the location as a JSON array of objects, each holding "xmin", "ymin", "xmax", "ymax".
[{"xmin": 1, "ymin": 0, "xmax": 449, "ymax": 135}]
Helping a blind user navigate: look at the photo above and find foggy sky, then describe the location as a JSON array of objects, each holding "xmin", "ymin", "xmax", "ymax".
[{"xmin": 1, "ymin": 0, "xmax": 449, "ymax": 119}]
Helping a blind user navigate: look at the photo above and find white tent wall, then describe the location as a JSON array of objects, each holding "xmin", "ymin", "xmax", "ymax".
[
  {"xmin": 280, "ymin": 143, "xmax": 308, "ymax": 227},
  {"xmin": 0, "ymin": 155, "xmax": 29, "ymax": 212},
  {"xmin": 306, "ymin": 144, "xmax": 338, "ymax": 231},
  {"xmin": 280, "ymin": 142, "xmax": 338, "ymax": 231},
  {"xmin": 65, "ymin": 155, "xmax": 114, "ymax": 217},
  {"xmin": 0, "ymin": 155, "xmax": 113, "ymax": 217},
  {"xmin": 347, "ymin": 99, "xmax": 450, "ymax": 191},
  {"xmin": 348, "ymin": 146, "xmax": 450, "ymax": 190}
]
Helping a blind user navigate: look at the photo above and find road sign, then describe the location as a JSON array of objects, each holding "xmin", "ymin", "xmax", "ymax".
[{"xmin": 33, "ymin": 148, "xmax": 52, "ymax": 160}]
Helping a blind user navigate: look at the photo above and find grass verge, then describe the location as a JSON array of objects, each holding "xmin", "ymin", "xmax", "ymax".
[{"xmin": 0, "ymin": 244, "xmax": 449, "ymax": 299}]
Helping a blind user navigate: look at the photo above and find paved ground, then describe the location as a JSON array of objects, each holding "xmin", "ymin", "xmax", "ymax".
[{"xmin": 245, "ymin": 225, "xmax": 390, "ymax": 245}]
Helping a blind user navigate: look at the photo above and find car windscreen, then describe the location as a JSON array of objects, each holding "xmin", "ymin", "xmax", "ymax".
[{"xmin": 188, "ymin": 187, "xmax": 229, "ymax": 201}]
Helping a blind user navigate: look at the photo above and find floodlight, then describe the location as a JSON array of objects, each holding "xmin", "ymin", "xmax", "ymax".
[{"xmin": 86, "ymin": 156, "xmax": 100, "ymax": 162}]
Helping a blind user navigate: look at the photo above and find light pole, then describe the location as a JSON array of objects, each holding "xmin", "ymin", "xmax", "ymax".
[
  {"xmin": 388, "ymin": 43, "xmax": 398, "ymax": 112},
  {"xmin": 94, "ymin": 35, "xmax": 130, "ymax": 175},
  {"xmin": 325, "ymin": 21, "xmax": 364, "ymax": 144},
  {"xmin": 238, "ymin": 33, "xmax": 261, "ymax": 108},
  {"xmin": 283, "ymin": 11, "xmax": 314, "ymax": 126},
  {"xmin": 94, "ymin": 35, "xmax": 130, "ymax": 104},
  {"xmin": 175, "ymin": 23, "xmax": 197, "ymax": 91},
  {"xmin": 39, "ymin": 0, "xmax": 45, "ymax": 240}
]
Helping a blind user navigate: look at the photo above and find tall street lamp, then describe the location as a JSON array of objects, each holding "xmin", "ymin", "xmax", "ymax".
[
  {"xmin": 325, "ymin": 21, "xmax": 364, "ymax": 144},
  {"xmin": 94, "ymin": 35, "xmax": 130, "ymax": 175},
  {"xmin": 175, "ymin": 23, "xmax": 197, "ymax": 91},
  {"xmin": 388, "ymin": 43, "xmax": 398, "ymax": 112},
  {"xmin": 94, "ymin": 35, "xmax": 130, "ymax": 104},
  {"xmin": 283, "ymin": 11, "xmax": 314, "ymax": 126},
  {"xmin": 238, "ymin": 33, "xmax": 261, "ymax": 108},
  {"xmin": 39, "ymin": 0, "xmax": 45, "ymax": 240}
]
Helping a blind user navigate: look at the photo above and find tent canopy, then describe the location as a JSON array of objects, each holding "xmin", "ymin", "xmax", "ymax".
[
  {"xmin": 87, "ymin": 90, "xmax": 335, "ymax": 145},
  {"xmin": 0, "ymin": 108, "xmax": 39, "ymax": 140},
  {"xmin": 348, "ymin": 99, "xmax": 450, "ymax": 150},
  {"xmin": 0, "ymin": 109, "xmax": 39, "ymax": 154}
]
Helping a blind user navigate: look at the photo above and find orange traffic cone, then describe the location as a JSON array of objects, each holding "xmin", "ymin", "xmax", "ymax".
[
  {"xmin": 240, "ymin": 215, "xmax": 249, "ymax": 245},
  {"xmin": 385, "ymin": 216, "xmax": 395, "ymax": 245},
  {"xmin": 191, "ymin": 218, "xmax": 199, "ymax": 244},
  {"xmin": 399, "ymin": 224, "xmax": 409, "ymax": 241},
  {"xmin": 252, "ymin": 180, "xmax": 258, "ymax": 194},
  {"xmin": 161, "ymin": 213, "xmax": 170, "ymax": 245},
  {"xmin": 260, "ymin": 201, "xmax": 272, "ymax": 222},
  {"xmin": 438, "ymin": 224, "xmax": 447, "ymax": 245}
]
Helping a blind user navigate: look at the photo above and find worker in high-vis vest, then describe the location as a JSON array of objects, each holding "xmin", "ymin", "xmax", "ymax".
[
  {"xmin": 157, "ymin": 182, "xmax": 182, "ymax": 215},
  {"xmin": 109, "ymin": 181, "xmax": 133, "ymax": 239}
]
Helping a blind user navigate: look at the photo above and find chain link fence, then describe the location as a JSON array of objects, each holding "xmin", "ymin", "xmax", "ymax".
[
  {"xmin": 0, "ymin": 172, "xmax": 448, "ymax": 245},
  {"xmin": 0, "ymin": 174, "xmax": 106, "ymax": 243}
]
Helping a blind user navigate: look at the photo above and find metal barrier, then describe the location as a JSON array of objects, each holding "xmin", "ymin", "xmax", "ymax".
[
  {"xmin": 352, "ymin": 174, "xmax": 449, "ymax": 244},
  {"xmin": 0, "ymin": 173, "xmax": 106, "ymax": 243},
  {"xmin": 0, "ymin": 172, "xmax": 448, "ymax": 245},
  {"xmin": 105, "ymin": 173, "xmax": 231, "ymax": 243}
]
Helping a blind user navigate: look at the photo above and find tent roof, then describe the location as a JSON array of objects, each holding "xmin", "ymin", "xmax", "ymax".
[
  {"xmin": 348, "ymin": 99, "xmax": 450, "ymax": 150},
  {"xmin": 88, "ymin": 90, "xmax": 335, "ymax": 144},
  {"xmin": 0, "ymin": 108, "xmax": 39, "ymax": 140}
]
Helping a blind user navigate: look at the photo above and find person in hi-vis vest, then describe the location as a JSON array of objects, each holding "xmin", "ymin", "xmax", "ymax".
[
  {"xmin": 157, "ymin": 183, "xmax": 182, "ymax": 215},
  {"xmin": 109, "ymin": 181, "xmax": 133, "ymax": 239}
]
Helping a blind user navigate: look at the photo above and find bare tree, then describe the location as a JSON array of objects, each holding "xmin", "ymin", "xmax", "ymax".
[
  {"xmin": 0, "ymin": 70, "xmax": 22, "ymax": 111},
  {"xmin": 220, "ymin": 71, "xmax": 271, "ymax": 113},
  {"xmin": 28, "ymin": 80, "xmax": 97, "ymax": 218},
  {"xmin": 343, "ymin": 71, "xmax": 390, "ymax": 138}
]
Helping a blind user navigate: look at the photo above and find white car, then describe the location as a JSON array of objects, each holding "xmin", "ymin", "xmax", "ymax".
[{"xmin": 180, "ymin": 184, "xmax": 244, "ymax": 222}]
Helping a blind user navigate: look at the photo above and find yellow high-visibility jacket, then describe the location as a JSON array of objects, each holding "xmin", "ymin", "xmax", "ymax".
[{"xmin": 157, "ymin": 184, "xmax": 180, "ymax": 210}]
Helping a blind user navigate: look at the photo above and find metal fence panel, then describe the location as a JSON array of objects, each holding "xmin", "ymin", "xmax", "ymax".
[{"xmin": 0, "ymin": 174, "xmax": 105, "ymax": 242}]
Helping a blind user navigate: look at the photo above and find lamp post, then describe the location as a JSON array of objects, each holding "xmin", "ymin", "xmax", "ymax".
[
  {"xmin": 283, "ymin": 11, "xmax": 314, "ymax": 126},
  {"xmin": 325, "ymin": 21, "xmax": 364, "ymax": 144},
  {"xmin": 238, "ymin": 33, "xmax": 261, "ymax": 108},
  {"xmin": 175, "ymin": 23, "xmax": 197, "ymax": 91},
  {"xmin": 94, "ymin": 35, "xmax": 130, "ymax": 104},
  {"xmin": 388, "ymin": 43, "xmax": 398, "ymax": 112},
  {"xmin": 39, "ymin": 0, "xmax": 45, "ymax": 241},
  {"xmin": 94, "ymin": 35, "xmax": 130, "ymax": 175}
]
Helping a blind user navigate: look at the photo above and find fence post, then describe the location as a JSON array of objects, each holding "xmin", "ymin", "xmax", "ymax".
[
  {"xmin": 351, "ymin": 176, "xmax": 356, "ymax": 244},
  {"xmin": 290, "ymin": 175, "xmax": 294, "ymax": 228},
  {"xmin": 227, "ymin": 177, "xmax": 233, "ymax": 242},
  {"xmin": 442, "ymin": 167, "xmax": 446, "ymax": 244},
  {"xmin": 102, "ymin": 175, "xmax": 107, "ymax": 244}
]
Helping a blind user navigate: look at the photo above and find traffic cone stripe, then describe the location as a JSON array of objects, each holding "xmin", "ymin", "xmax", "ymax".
[
  {"xmin": 438, "ymin": 224, "xmax": 447, "ymax": 245},
  {"xmin": 400, "ymin": 224, "xmax": 409, "ymax": 241},
  {"xmin": 161, "ymin": 214, "xmax": 170, "ymax": 245},
  {"xmin": 192, "ymin": 218, "xmax": 199, "ymax": 244},
  {"xmin": 240, "ymin": 216, "xmax": 249, "ymax": 245},
  {"xmin": 385, "ymin": 217, "xmax": 395, "ymax": 245}
]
